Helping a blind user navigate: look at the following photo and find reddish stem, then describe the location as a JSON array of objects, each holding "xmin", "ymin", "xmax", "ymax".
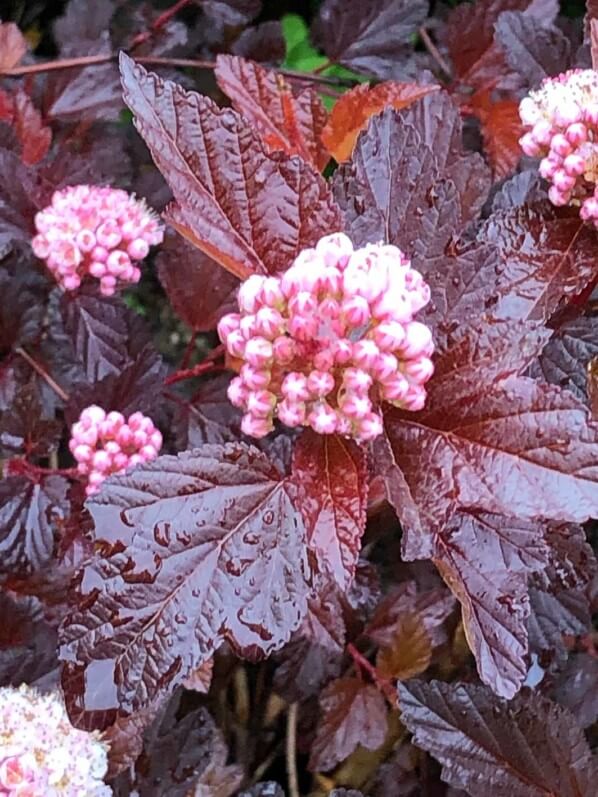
[
  {"xmin": 180, "ymin": 331, "xmax": 198, "ymax": 371},
  {"xmin": 15, "ymin": 346, "xmax": 70, "ymax": 403},
  {"xmin": 347, "ymin": 643, "xmax": 397, "ymax": 704},
  {"xmin": 419, "ymin": 26, "xmax": 452, "ymax": 80},
  {"xmin": 130, "ymin": 0, "xmax": 194, "ymax": 48},
  {"xmin": 6, "ymin": 458, "xmax": 79, "ymax": 480},
  {"xmin": 164, "ymin": 344, "xmax": 226, "ymax": 385},
  {"xmin": 0, "ymin": 54, "xmax": 357, "ymax": 88}
]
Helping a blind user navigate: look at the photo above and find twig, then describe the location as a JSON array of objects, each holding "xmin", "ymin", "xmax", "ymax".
[
  {"xmin": 0, "ymin": 53, "xmax": 358, "ymax": 88},
  {"xmin": 164, "ymin": 343, "xmax": 226, "ymax": 385},
  {"xmin": 286, "ymin": 703, "xmax": 300, "ymax": 797},
  {"xmin": 419, "ymin": 26, "xmax": 452, "ymax": 81},
  {"xmin": 180, "ymin": 331, "xmax": 198, "ymax": 371},
  {"xmin": 130, "ymin": 0, "xmax": 194, "ymax": 47},
  {"xmin": 15, "ymin": 347, "xmax": 70, "ymax": 403},
  {"xmin": 347, "ymin": 643, "xmax": 397, "ymax": 705}
]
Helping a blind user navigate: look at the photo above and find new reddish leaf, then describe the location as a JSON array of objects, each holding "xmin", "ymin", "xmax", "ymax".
[
  {"xmin": 214, "ymin": 55, "xmax": 329, "ymax": 171},
  {"xmin": 321, "ymin": 81, "xmax": 439, "ymax": 163},
  {"xmin": 399, "ymin": 679, "xmax": 598, "ymax": 797},
  {"xmin": 59, "ymin": 444, "xmax": 310, "ymax": 721},
  {"xmin": 119, "ymin": 53, "xmax": 342, "ymax": 280},
  {"xmin": 0, "ymin": 22, "xmax": 27, "ymax": 69},
  {"xmin": 309, "ymin": 676, "xmax": 388, "ymax": 772},
  {"xmin": 433, "ymin": 512, "xmax": 548, "ymax": 698},
  {"xmin": 291, "ymin": 431, "xmax": 368, "ymax": 590}
]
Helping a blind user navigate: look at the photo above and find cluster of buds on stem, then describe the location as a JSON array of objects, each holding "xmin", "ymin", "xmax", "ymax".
[
  {"xmin": 519, "ymin": 69, "xmax": 598, "ymax": 222},
  {"xmin": 0, "ymin": 685, "xmax": 111, "ymax": 796},
  {"xmin": 32, "ymin": 185, "xmax": 164, "ymax": 295},
  {"xmin": 70, "ymin": 405, "xmax": 162, "ymax": 496},
  {"xmin": 217, "ymin": 233, "xmax": 434, "ymax": 442}
]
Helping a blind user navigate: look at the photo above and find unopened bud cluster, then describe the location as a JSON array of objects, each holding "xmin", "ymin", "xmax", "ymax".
[
  {"xmin": 519, "ymin": 69, "xmax": 598, "ymax": 222},
  {"xmin": 70, "ymin": 405, "xmax": 162, "ymax": 496},
  {"xmin": 0, "ymin": 685, "xmax": 111, "ymax": 796},
  {"xmin": 32, "ymin": 185, "xmax": 164, "ymax": 295},
  {"xmin": 217, "ymin": 233, "xmax": 434, "ymax": 442}
]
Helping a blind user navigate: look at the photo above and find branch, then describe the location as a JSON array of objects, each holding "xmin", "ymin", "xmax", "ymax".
[
  {"xmin": 419, "ymin": 26, "xmax": 452, "ymax": 81},
  {"xmin": 15, "ymin": 347, "xmax": 70, "ymax": 403},
  {"xmin": 0, "ymin": 52, "xmax": 358, "ymax": 88},
  {"xmin": 286, "ymin": 702, "xmax": 300, "ymax": 797}
]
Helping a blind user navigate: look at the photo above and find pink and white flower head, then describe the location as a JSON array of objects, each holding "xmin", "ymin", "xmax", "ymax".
[
  {"xmin": 217, "ymin": 233, "xmax": 434, "ymax": 442},
  {"xmin": 0, "ymin": 685, "xmax": 111, "ymax": 796},
  {"xmin": 70, "ymin": 405, "xmax": 162, "ymax": 496},
  {"xmin": 519, "ymin": 69, "xmax": 598, "ymax": 225},
  {"xmin": 32, "ymin": 185, "xmax": 164, "ymax": 296}
]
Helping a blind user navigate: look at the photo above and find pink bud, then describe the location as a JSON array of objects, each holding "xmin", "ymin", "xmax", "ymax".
[
  {"xmin": 403, "ymin": 356, "xmax": 434, "ymax": 383},
  {"xmin": 246, "ymin": 390, "xmax": 276, "ymax": 418},
  {"xmin": 400, "ymin": 322, "xmax": 433, "ymax": 358},
  {"xmin": 81, "ymin": 405, "xmax": 106, "ymax": 425},
  {"xmin": 550, "ymin": 133, "xmax": 572, "ymax": 158},
  {"xmin": 281, "ymin": 372, "xmax": 310, "ymax": 401},
  {"xmin": 128, "ymin": 238, "xmax": 150, "ymax": 260},
  {"xmin": 315, "ymin": 232, "xmax": 354, "ymax": 268},
  {"xmin": 581, "ymin": 196, "xmax": 598, "ymax": 220},
  {"xmin": 140, "ymin": 444, "xmax": 159, "ymax": 462},
  {"xmin": 339, "ymin": 392, "xmax": 372, "ymax": 419},
  {"xmin": 273, "ymin": 336, "xmax": 295, "ymax": 364},
  {"xmin": 520, "ymin": 132, "xmax": 540, "ymax": 157},
  {"xmin": 225, "ymin": 329, "xmax": 247, "ymax": 358},
  {"xmin": 128, "ymin": 412, "xmax": 145, "ymax": 431},
  {"xmin": 402, "ymin": 384, "xmax": 427, "ymax": 411},
  {"xmin": 104, "ymin": 441, "xmax": 120, "ymax": 456},
  {"xmin": 308, "ymin": 402, "xmax": 338, "ymax": 434},
  {"xmin": 227, "ymin": 377, "xmax": 249, "ymax": 408},
  {"xmin": 240, "ymin": 315, "xmax": 258, "ymax": 340},
  {"xmin": 565, "ymin": 122, "xmax": 587, "ymax": 146},
  {"xmin": 355, "ymin": 412, "xmax": 383, "ymax": 441},
  {"xmin": 372, "ymin": 321, "xmax": 406, "ymax": 351},
  {"xmin": 380, "ymin": 373, "xmax": 409, "ymax": 402},
  {"xmin": 552, "ymin": 169, "xmax": 576, "ymax": 193},
  {"xmin": 563, "ymin": 153, "xmax": 585, "ymax": 177},
  {"xmin": 343, "ymin": 368, "xmax": 373, "ymax": 395},
  {"xmin": 64, "ymin": 275, "xmax": 82, "ymax": 291},
  {"xmin": 259, "ymin": 276, "xmax": 285, "ymax": 308},
  {"xmin": 288, "ymin": 314, "xmax": 317, "ymax": 341},
  {"xmin": 531, "ymin": 119, "xmax": 552, "ymax": 147},
  {"xmin": 76, "ymin": 229, "xmax": 96, "ymax": 252},
  {"xmin": 244, "ymin": 337, "xmax": 273, "ymax": 367},
  {"xmin": 548, "ymin": 185, "xmax": 569, "ymax": 206},
  {"xmin": 313, "ymin": 348, "xmax": 335, "ymax": 371},
  {"xmin": 100, "ymin": 275, "xmax": 117, "ymax": 295},
  {"xmin": 92, "ymin": 450, "xmax": 111, "ymax": 472},
  {"xmin": 352, "ymin": 339, "xmax": 380, "ymax": 369},
  {"xmin": 117, "ymin": 426, "xmax": 134, "ymax": 447},
  {"xmin": 217, "ymin": 313, "xmax": 241, "ymax": 343},
  {"xmin": 539, "ymin": 157, "xmax": 557, "ymax": 180},
  {"xmin": 342, "ymin": 296, "xmax": 371, "ymax": 328},
  {"xmin": 240, "ymin": 364, "xmax": 271, "ymax": 390},
  {"xmin": 89, "ymin": 261, "xmax": 106, "ymax": 278},
  {"xmin": 277, "ymin": 399, "xmax": 307, "ymax": 427},
  {"xmin": 113, "ymin": 452, "xmax": 129, "ymax": 470},
  {"xmin": 519, "ymin": 96, "xmax": 539, "ymax": 126},
  {"xmin": 372, "ymin": 352, "xmax": 399, "ymax": 381},
  {"xmin": 331, "ymin": 339, "xmax": 353, "ymax": 365},
  {"xmin": 307, "ymin": 370, "xmax": 335, "ymax": 397},
  {"xmin": 288, "ymin": 291, "xmax": 318, "ymax": 317},
  {"xmin": 555, "ymin": 101, "xmax": 581, "ymax": 127},
  {"xmin": 241, "ymin": 413, "xmax": 273, "ymax": 438},
  {"xmin": 238, "ymin": 274, "xmax": 265, "ymax": 313},
  {"xmin": 318, "ymin": 297, "xmax": 341, "ymax": 320},
  {"xmin": 73, "ymin": 444, "xmax": 93, "ymax": 463},
  {"xmin": 150, "ymin": 430, "xmax": 163, "ymax": 450},
  {"xmin": 254, "ymin": 307, "xmax": 284, "ymax": 339},
  {"xmin": 96, "ymin": 221, "xmax": 122, "ymax": 249}
]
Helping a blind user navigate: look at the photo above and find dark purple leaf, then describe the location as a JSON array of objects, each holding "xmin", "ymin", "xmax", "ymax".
[
  {"xmin": 238, "ymin": 784, "xmax": 284, "ymax": 797},
  {"xmin": 231, "ymin": 21, "xmax": 286, "ymax": 64},
  {"xmin": 201, "ymin": 0, "xmax": 261, "ymax": 26},
  {"xmin": 0, "ymin": 150, "xmax": 52, "ymax": 248},
  {"xmin": 156, "ymin": 230, "xmax": 239, "ymax": 332},
  {"xmin": 495, "ymin": 11, "xmax": 572, "ymax": 90},
  {"xmin": 291, "ymin": 431, "xmax": 368, "ymax": 590},
  {"xmin": 309, "ymin": 676, "xmax": 388, "ymax": 772},
  {"xmin": 433, "ymin": 512, "xmax": 548, "ymax": 698},
  {"xmin": 529, "ymin": 315, "xmax": 598, "ymax": 404},
  {"xmin": 0, "ymin": 474, "xmax": 69, "ymax": 579},
  {"xmin": 59, "ymin": 444, "xmax": 309, "ymax": 722},
  {"xmin": 399, "ymin": 679, "xmax": 598, "ymax": 797},
  {"xmin": 173, "ymin": 374, "xmax": 242, "ymax": 449},
  {"xmin": 549, "ymin": 653, "xmax": 598, "ymax": 729},
  {"xmin": 312, "ymin": 0, "xmax": 428, "ymax": 80},
  {"xmin": 119, "ymin": 54, "xmax": 342, "ymax": 280},
  {"xmin": 0, "ymin": 381, "xmax": 61, "ymax": 457},
  {"xmin": 0, "ymin": 593, "xmax": 58, "ymax": 687},
  {"xmin": 0, "ymin": 244, "xmax": 51, "ymax": 353},
  {"xmin": 274, "ymin": 581, "xmax": 345, "ymax": 701},
  {"xmin": 527, "ymin": 524, "xmax": 596, "ymax": 654},
  {"xmin": 491, "ymin": 170, "xmax": 545, "ymax": 211},
  {"xmin": 60, "ymin": 286, "xmax": 153, "ymax": 382}
]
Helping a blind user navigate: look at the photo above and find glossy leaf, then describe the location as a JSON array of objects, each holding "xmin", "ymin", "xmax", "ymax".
[
  {"xmin": 59, "ymin": 444, "xmax": 310, "ymax": 721},
  {"xmin": 120, "ymin": 54, "xmax": 342, "ymax": 280},
  {"xmin": 215, "ymin": 55, "xmax": 330, "ymax": 171},
  {"xmin": 399, "ymin": 679, "xmax": 598, "ymax": 797},
  {"xmin": 309, "ymin": 676, "xmax": 388, "ymax": 772},
  {"xmin": 321, "ymin": 81, "xmax": 439, "ymax": 163},
  {"xmin": 433, "ymin": 512, "xmax": 548, "ymax": 698},
  {"xmin": 291, "ymin": 431, "xmax": 368, "ymax": 589},
  {"xmin": 375, "ymin": 613, "xmax": 432, "ymax": 681}
]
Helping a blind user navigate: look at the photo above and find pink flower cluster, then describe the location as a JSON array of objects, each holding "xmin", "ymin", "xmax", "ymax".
[
  {"xmin": 217, "ymin": 233, "xmax": 434, "ymax": 442},
  {"xmin": 32, "ymin": 185, "xmax": 164, "ymax": 296},
  {"xmin": 0, "ymin": 685, "xmax": 111, "ymax": 796},
  {"xmin": 519, "ymin": 69, "xmax": 598, "ymax": 222},
  {"xmin": 70, "ymin": 405, "xmax": 162, "ymax": 496}
]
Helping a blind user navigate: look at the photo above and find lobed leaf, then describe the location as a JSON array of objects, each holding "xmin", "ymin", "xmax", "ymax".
[
  {"xmin": 59, "ymin": 444, "xmax": 310, "ymax": 721},
  {"xmin": 119, "ymin": 53, "xmax": 342, "ymax": 280},
  {"xmin": 399, "ymin": 679, "xmax": 598, "ymax": 796}
]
